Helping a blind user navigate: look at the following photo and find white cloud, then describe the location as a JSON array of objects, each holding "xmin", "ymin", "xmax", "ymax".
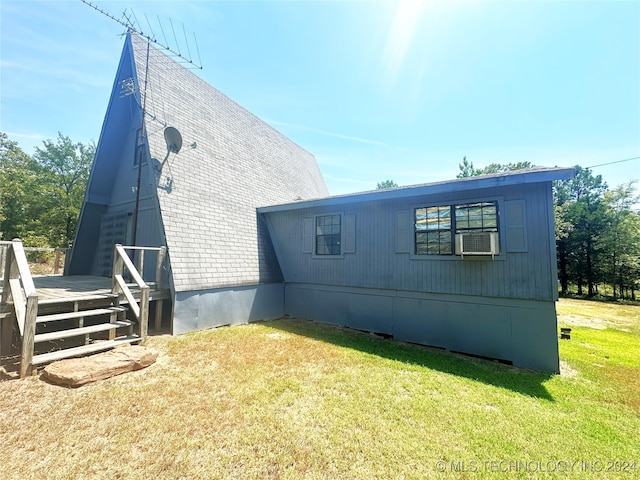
[
  {"xmin": 267, "ymin": 119, "xmax": 388, "ymax": 146},
  {"xmin": 3, "ymin": 132, "xmax": 47, "ymax": 141}
]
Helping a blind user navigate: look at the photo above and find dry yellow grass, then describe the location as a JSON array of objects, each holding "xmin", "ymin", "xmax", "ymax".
[
  {"xmin": 1, "ymin": 306, "xmax": 639, "ymax": 479},
  {"xmin": 557, "ymin": 298, "xmax": 640, "ymax": 334},
  {"xmin": 1, "ymin": 324, "xmax": 372, "ymax": 479}
]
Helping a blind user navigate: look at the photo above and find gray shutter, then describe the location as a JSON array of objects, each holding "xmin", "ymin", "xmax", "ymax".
[
  {"xmin": 302, "ymin": 217, "xmax": 313, "ymax": 253},
  {"xmin": 395, "ymin": 210, "xmax": 410, "ymax": 253},
  {"xmin": 505, "ymin": 200, "xmax": 527, "ymax": 252},
  {"xmin": 343, "ymin": 214, "xmax": 356, "ymax": 254}
]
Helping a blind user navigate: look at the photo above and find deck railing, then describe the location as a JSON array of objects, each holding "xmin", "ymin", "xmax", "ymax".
[
  {"xmin": 1, "ymin": 239, "xmax": 38, "ymax": 378},
  {"xmin": 126, "ymin": 245, "xmax": 167, "ymax": 291},
  {"xmin": 23, "ymin": 247, "xmax": 67, "ymax": 274},
  {"xmin": 0, "ymin": 242, "xmax": 8, "ymax": 280},
  {"xmin": 1, "ymin": 241, "xmax": 167, "ymax": 378},
  {"xmin": 111, "ymin": 245, "xmax": 167, "ymax": 342}
]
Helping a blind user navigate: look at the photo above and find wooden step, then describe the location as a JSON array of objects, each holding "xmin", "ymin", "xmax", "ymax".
[
  {"xmin": 34, "ymin": 320, "xmax": 133, "ymax": 343},
  {"xmin": 38, "ymin": 293, "xmax": 120, "ymax": 306},
  {"xmin": 32, "ymin": 336, "xmax": 140, "ymax": 366},
  {"xmin": 36, "ymin": 306, "xmax": 127, "ymax": 324}
]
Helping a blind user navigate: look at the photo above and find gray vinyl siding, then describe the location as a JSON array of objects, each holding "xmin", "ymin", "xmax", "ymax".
[
  {"xmin": 263, "ymin": 182, "xmax": 556, "ymax": 302},
  {"xmin": 264, "ymin": 169, "xmax": 568, "ymax": 371},
  {"xmin": 284, "ymin": 283, "xmax": 559, "ymax": 372},
  {"xmin": 173, "ymin": 284, "xmax": 284, "ymax": 334}
]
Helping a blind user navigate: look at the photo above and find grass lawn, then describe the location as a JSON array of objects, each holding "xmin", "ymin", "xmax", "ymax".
[{"xmin": 1, "ymin": 299, "xmax": 638, "ymax": 479}]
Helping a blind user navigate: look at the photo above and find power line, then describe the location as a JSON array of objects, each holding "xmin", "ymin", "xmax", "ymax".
[{"xmin": 587, "ymin": 156, "xmax": 640, "ymax": 169}]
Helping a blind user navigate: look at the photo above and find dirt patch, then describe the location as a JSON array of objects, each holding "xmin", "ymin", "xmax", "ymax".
[
  {"xmin": 558, "ymin": 315, "xmax": 607, "ymax": 330},
  {"xmin": 558, "ymin": 314, "xmax": 635, "ymax": 332},
  {"xmin": 559, "ymin": 360, "xmax": 579, "ymax": 378},
  {"xmin": 557, "ymin": 299, "xmax": 639, "ymax": 333}
]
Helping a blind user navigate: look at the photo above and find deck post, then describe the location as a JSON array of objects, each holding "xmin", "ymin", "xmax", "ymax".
[
  {"xmin": 0, "ymin": 244, "xmax": 6, "ymax": 281},
  {"xmin": 112, "ymin": 244, "xmax": 124, "ymax": 295},
  {"xmin": 0, "ymin": 313, "xmax": 13, "ymax": 360},
  {"xmin": 53, "ymin": 249, "xmax": 62, "ymax": 275},
  {"xmin": 19, "ymin": 294, "xmax": 38, "ymax": 378},
  {"xmin": 7, "ymin": 239, "xmax": 38, "ymax": 378},
  {"xmin": 1, "ymin": 244, "xmax": 12, "ymax": 360},
  {"xmin": 139, "ymin": 285, "xmax": 149, "ymax": 342},
  {"xmin": 154, "ymin": 299, "xmax": 163, "ymax": 331},
  {"xmin": 1, "ymin": 244, "xmax": 14, "ymax": 357},
  {"xmin": 137, "ymin": 250, "xmax": 145, "ymax": 280},
  {"xmin": 155, "ymin": 246, "xmax": 166, "ymax": 290},
  {"xmin": 2, "ymin": 244, "xmax": 16, "ymax": 305}
]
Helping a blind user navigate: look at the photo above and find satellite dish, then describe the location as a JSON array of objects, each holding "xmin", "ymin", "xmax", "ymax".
[
  {"xmin": 164, "ymin": 127, "xmax": 183, "ymax": 154},
  {"xmin": 159, "ymin": 126, "xmax": 183, "ymax": 176}
]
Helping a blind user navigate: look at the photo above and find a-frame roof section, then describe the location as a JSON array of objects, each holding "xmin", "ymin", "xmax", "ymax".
[
  {"xmin": 84, "ymin": 36, "xmax": 140, "ymax": 206},
  {"xmin": 129, "ymin": 33, "xmax": 329, "ymax": 292}
]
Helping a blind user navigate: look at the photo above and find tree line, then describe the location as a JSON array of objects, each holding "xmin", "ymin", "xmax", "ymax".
[
  {"xmin": 2, "ymin": 132, "xmax": 638, "ymax": 299},
  {"xmin": 457, "ymin": 158, "xmax": 640, "ymax": 300},
  {"xmin": 0, "ymin": 132, "xmax": 93, "ymax": 249}
]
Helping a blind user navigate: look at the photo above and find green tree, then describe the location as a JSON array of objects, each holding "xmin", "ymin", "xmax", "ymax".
[
  {"xmin": 33, "ymin": 133, "xmax": 94, "ymax": 247},
  {"xmin": 598, "ymin": 182, "xmax": 640, "ymax": 299},
  {"xmin": 0, "ymin": 132, "xmax": 43, "ymax": 241},
  {"xmin": 1, "ymin": 132, "xmax": 94, "ymax": 248},
  {"xmin": 456, "ymin": 157, "xmax": 534, "ymax": 178},
  {"xmin": 457, "ymin": 156, "xmax": 480, "ymax": 178},
  {"xmin": 554, "ymin": 166, "xmax": 608, "ymax": 296},
  {"xmin": 376, "ymin": 179, "xmax": 398, "ymax": 189}
]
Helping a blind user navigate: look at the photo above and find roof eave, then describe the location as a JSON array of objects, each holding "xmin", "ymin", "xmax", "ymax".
[{"xmin": 258, "ymin": 167, "xmax": 576, "ymax": 213}]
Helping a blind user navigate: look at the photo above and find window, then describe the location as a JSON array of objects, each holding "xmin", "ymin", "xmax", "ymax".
[
  {"xmin": 316, "ymin": 214, "xmax": 341, "ymax": 255},
  {"xmin": 415, "ymin": 206, "xmax": 452, "ymax": 255},
  {"xmin": 414, "ymin": 201, "xmax": 499, "ymax": 255},
  {"xmin": 455, "ymin": 202, "xmax": 498, "ymax": 233}
]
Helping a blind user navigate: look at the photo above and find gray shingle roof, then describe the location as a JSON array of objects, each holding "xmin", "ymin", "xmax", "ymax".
[
  {"xmin": 258, "ymin": 166, "xmax": 575, "ymax": 213},
  {"xmin": 129, "ymin": 34, "xmax": 328, "ymax": 292}
]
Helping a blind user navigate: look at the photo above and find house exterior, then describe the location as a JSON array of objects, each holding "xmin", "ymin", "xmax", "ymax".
[
  {"xmin": 259, "ymin": 167, "xmax": 574, "ymax": 373},
  {"xmin": 67, "ymin": 33, "xmax": 328, "ymax": 333},
  {"xmin": 68, "ymin": 32, "xmax": 573, "ymax": 373}
]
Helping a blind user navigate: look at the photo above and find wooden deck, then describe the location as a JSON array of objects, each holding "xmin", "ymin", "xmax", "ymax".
[
  {"xmin": 34, "ymin": 275, "xmax": 113, "ymax": 302},
  {"xmin": 1, "ymin": 243, "xmax": 171, "ymax": 377},
  {"xmin": 1, "ymin": 275, "xmax": 171, "ymax": 304}
]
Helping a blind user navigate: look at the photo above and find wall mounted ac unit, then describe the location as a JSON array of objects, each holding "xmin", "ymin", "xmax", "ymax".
[{"xmin": 455, "ymin": 232, "xmax": 500, "ymax": 258}]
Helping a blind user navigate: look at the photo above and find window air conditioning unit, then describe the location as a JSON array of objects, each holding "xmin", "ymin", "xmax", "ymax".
[{"xmin": 455, "ymin": 232, "xmax": 500, "ymax": 258}]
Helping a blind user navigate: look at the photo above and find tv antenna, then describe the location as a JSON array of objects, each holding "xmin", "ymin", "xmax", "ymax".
[{"xmin": 80, "ymin": 0, "xmax": 202, "ymax": 69}]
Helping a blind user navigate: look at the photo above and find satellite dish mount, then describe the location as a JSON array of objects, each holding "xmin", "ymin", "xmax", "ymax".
[{"xmin": 160, "ymin": 126, "xmax": 183, "ymax": 172}]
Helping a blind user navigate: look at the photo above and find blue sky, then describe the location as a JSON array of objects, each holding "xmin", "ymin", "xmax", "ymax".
[{"xmin": 1, "ymin": 0, "xmax": 638, "ymax": 195}]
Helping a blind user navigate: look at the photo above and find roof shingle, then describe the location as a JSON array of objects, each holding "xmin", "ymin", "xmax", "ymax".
[{"xmin": 129, "ymin": 34, "xmax": 328, "ymax": 292}]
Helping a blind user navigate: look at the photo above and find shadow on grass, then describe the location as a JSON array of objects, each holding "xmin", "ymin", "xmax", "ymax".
[{"xmin": 269, "ymin": 317, "xmax": 555, "ymax": 401}]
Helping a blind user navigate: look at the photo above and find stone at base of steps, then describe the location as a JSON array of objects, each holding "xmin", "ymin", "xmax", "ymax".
[{"xmin": 41, "ymin": 345, "xmax": 158, "ymax": 387}]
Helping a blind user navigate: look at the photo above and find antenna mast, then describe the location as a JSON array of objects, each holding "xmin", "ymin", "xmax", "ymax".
[
  {"xmin": 80, "ymin": 0, "xmax": 202, "ymax": 69},
  {"xmin": 81, "ymin": 0, "xmax": 201, "ymax": 247}
]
